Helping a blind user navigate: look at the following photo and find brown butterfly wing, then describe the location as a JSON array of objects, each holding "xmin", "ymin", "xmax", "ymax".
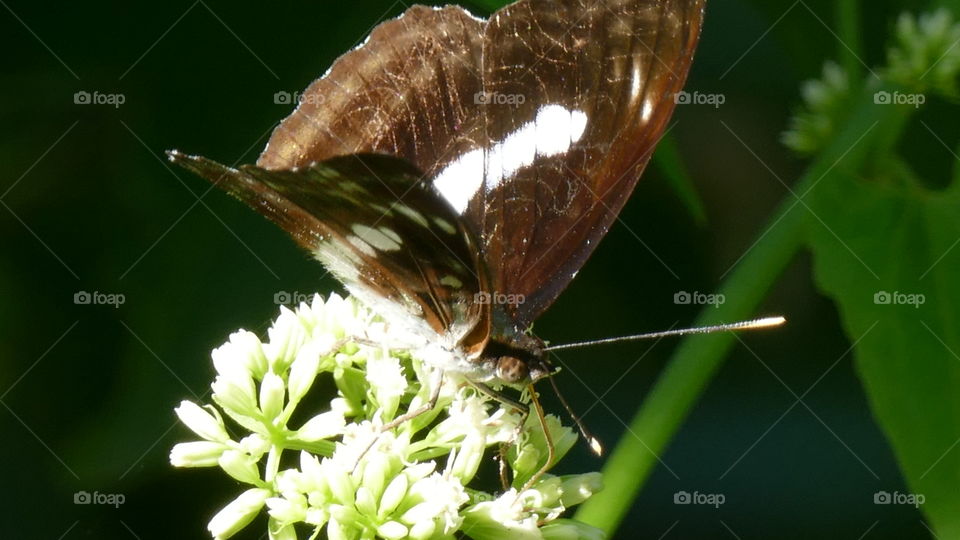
[
  {"xmin": 256, "ymin": 4, "xmax": 486, "ymax": 186},
  {"xmin": 478, "ymin": 0, "xmax": 706, "ymax": 324},
  {"xmin": 243, "ymin": 0, "xmax": 704, "ymax": 330},
  {"xmin": 167, "ymin": 151, "xmax": 492, "ymax": 357}
]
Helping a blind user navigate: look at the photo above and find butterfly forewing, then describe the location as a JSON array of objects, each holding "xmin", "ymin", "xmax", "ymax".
[
  {"xmin": 256, "ymin": 5, "xmax": 486, "ymax": 182},
  {"xmin": 168, "ymin": 151, "xmax": 492, "ymax": 356},
  {"xmin": 171, "ymin": 0, "xmax": 705, "ymax": 382},
  {"xmin": 253, "ymin": 0, "xmax": 704, "ymax": 328},
  {"xmin": 478, "ymin": 0, "xmax": 706, "ymax": 324}
]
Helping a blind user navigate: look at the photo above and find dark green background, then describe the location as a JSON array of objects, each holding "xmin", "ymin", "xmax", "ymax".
[{"xmin": 0, "ymin": 0, "xmax": 940, "ymax": 538}]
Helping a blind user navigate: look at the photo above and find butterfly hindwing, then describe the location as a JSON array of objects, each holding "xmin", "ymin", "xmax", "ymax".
[{"xmin": 167, "ymin": 150, "xmax": 492, "ymax": 356}]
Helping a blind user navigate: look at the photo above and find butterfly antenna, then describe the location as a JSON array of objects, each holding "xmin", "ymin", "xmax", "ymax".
[
  {"xmin": 546, "ymin": 374, "xmax": 603, "ymax": 456},
  {"xmin": 543, "ymin": 316, "xmax": 786, "ymax": 352}
]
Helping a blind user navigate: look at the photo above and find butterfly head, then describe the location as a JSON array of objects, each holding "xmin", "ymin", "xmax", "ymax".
[{"xmin": 483, "ymin": 330, "xmax": 554, "ymax": 386}]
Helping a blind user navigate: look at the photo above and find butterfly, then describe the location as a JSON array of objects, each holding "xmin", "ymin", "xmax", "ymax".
[{"xmin": 169, "ymin": 0, "xmax": 706, "ymax": 468}]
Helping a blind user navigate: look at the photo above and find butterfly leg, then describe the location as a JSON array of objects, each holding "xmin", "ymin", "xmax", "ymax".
[
  {"xmin": 498, "ymin": 443, "xmax": 512, "ymax": 491},
  {"xmin": 519, "ymin": 384, "xmax": 555, "ymax": 494},
  {"xmin": 351, "ymin": 368, "xmax": 444, "ymax": 472},
  {"xmin": 473, "ymin": 384, "xmax": 556, "ymax": 496},
  {"xmin": 470, "ymin": 382, "xmax": 529, "ymax": 491},
  {"xmin": 379, "ymin": 367, "xmax": 444, "ymax": 432}
]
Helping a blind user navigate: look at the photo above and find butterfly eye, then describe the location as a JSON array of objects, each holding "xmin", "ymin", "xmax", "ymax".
[{"xmin": 495, "ymin": 356, "xmax": 530, "ymax": 384}]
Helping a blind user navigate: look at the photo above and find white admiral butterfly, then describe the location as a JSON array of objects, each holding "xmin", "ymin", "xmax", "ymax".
[{"xmin": 169, "ymin": 0, "xmax": 737, "ymax": 483}]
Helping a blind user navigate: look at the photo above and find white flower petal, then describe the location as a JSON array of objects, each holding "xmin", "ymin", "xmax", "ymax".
[
  {"xmin": 175, "ymin": 401, "xmax": 229, "ymax": 443},
  {"xmin": 407, "ymin": 519, "xmax": 436, "ymax": 540},
  {"xmin": 207, "ymin": 488, "xmax": 270, "ymax": 539},
  {"xmin": 170, "ymin": 441, "xmax": 227, "ymax": 467},
  {"xmin": 259, "ymin": 372, "xmax": 286, "ymax": 421},
  {"xmin": 266, "ymin": 495, "xmax": 306, "ymax": 524},
  {"xmin": 219, "ymin": 450, "xmax": 262, "ymax": 485},
  {"xmin": 212, "ymin": 375, "xmax": 258, "ymax": 418},
  {"xmin": 237, "ymin": 434, "xmax": 270, "ymax": 458},
  {"xmin": 295, "ymin": 411, "xmax": 346, "ymax": 442},
  {"xmin": 287, "ymin": 343, "xmax": 323, "ymax": 403},
  {"xmin": 377, "ymin": 472, "xmax": 408, "ymax": 519},
  {"xmin": 377, "ymin": 521, "xmax": 408, "ymax": 540}
]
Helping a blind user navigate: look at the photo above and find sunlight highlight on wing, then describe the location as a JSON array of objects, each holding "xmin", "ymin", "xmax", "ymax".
[{"xmin": 433, "ymin": 104, "xmax": 588, "ymax": 213}]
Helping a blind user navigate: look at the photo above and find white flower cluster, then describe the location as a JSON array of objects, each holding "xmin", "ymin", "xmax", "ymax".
[
  {"xmin": 781, "ymin": 61, "xmax": 851, "ymax": 155},
  {"xmin": 784, "ymin": 9, "xmax": 960, "ymax": 156},
  {"xmin": 171, "ymin": 293, "xmax": 603, "ymax": 540},
  {"xmin": 887, "ymin": 9, "xmax": 960, "ymax": 95}
]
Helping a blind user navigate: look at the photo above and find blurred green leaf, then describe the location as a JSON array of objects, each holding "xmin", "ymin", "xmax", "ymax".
[
  {"xmin": 653, "ymin": 136, "xmax": 708, "ymax": 225},
  {"xmin": 805, "ymin": 129, "xmax": 960, "ymax": 537},
  {"xmin": 576, "ymin": 86, "xmax": 907, "ymax": 535},
  {"xmin": 464, "ymin": 0, "xmax": 506, "ymax": 13}
]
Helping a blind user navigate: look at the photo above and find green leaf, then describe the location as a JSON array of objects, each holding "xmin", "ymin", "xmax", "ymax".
[
  {"xmin": 653, "ymin": 135, "xmax": 708, "ymax": 225},
  {"xmin": 575, "ymin": 86, "xmax": 906, "ymax": 536},
  {"xmin": 463, "ymin": 0, "xmax": 508, "ymax": 14},
  {"xmin": 804, "ymin": 143, "xmax": 960, "ymax": 536}
]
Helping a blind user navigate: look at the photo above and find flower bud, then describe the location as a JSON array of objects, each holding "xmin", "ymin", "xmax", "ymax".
[
  {"xmin": 259, "ymin": 372, "xmax": 286, "ymax": 421},
  {"xmin": 170, "ymin": 441, "xmax": 227, "ymax": 467},
  {"xmin": 212, "ymin": 375, "xmax": 258, "ymax": 419},
  {"xmin": 219, "ymin": 450, "xmax": 262, "ymax": 485},
  {"xmin": 175, "ymin": 401, "xmax": 229, "ymax": 443},
  {"xmin": 287, "ymin": 343, "xmax": 322, "ymax": 403},
  {"xmin": 295, "ymin": 411, "xmax": 346, "ymax": 442},
  {"xmin": 266, "ymin": 495, "xmax": 307, "ymax": 525},
  {"xmin": 559, "ymin": 473, "xmax": 604, "ymax": 507},
  {"xmin": 377, "ymin": 521, "xmax": 408, "ymax": 540},
  {"xmin": 378, "ymin": 472, "xmax": 408, "ymax": 519},
  {"xmin": 207, "ymin": 488, "xmax": 270, "ymax": 539}
]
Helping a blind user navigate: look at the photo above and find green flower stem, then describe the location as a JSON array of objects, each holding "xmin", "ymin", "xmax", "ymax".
[
  {"xmin": 654, "ymin": 135, "xmax": 708, "ymax": 225},
  {"xmin": 265, "ymin": 445, "xmax": 281, "ymax": 484},
  {"xmin": 837, "ymin": 1, "xmax": 862, "ymax": 80},
  {"xmin": 575, "ymin": 85, "xmax": 910, "ymax": 534}
]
